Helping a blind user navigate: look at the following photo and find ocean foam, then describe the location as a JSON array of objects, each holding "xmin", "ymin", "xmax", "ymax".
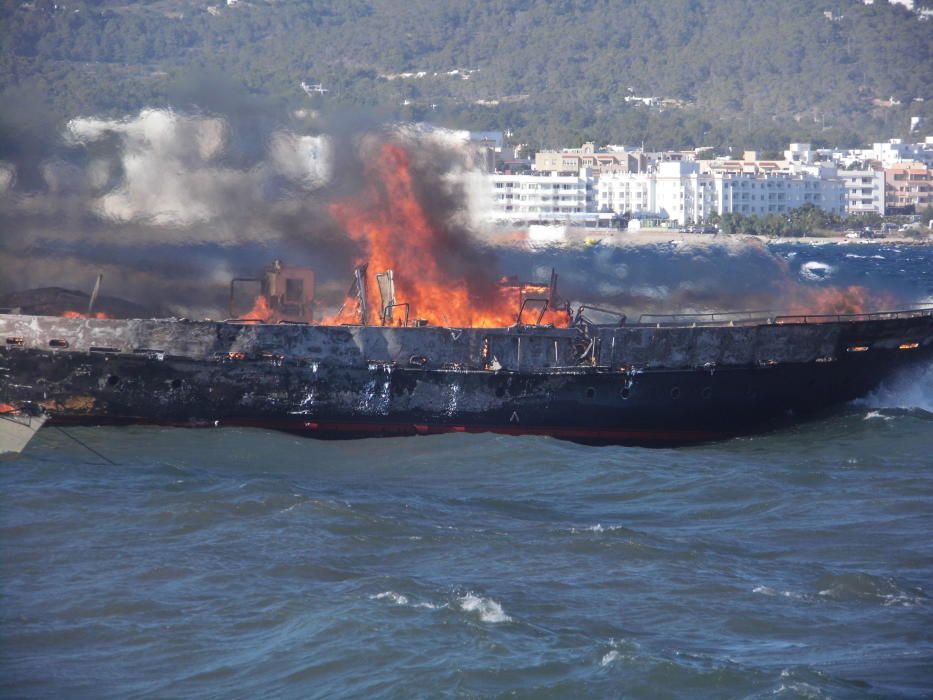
[
  {"xmin": 571, "ymin": 523, "xmax": 625, "ymax": 534},
  {"xmin": 753, "ymin": 585, "xmax": 807, "ymax": 600},
  {"xmin": 458, "ymin": 593, "xmax": 511, "ymax": 623},
  {"xmin": 863, "ymin": 410, "xmax": 894, "ymax": 421},
  {"xmin": 370, "ymin": 591, "xmax": 408, "ymax": 605},
  {"xmin": 600, "ymin": 650, "xmax": 620, "ymax": 666},
  {"xmin": 799, "ymin": 261, "xmax": 834, "ymax": 281},
  {"xmin": 857, "ymin": 364, "xmax": 933, "ymax": 413}
]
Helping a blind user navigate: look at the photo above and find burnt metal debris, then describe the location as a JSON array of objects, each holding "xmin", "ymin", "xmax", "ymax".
[{"xmin": 2, "ymin": 282, "xmax": 932, "ymax": 444}]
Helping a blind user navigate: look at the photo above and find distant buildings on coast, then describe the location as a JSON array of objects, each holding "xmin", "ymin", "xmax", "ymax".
[{"xmin": 475, "ymin": 134, "xmax": 933, "ymax": 228}]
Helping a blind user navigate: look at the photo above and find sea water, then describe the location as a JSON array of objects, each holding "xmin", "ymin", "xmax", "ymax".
[{"xmin": 2, "ymin": 242, "xmax": 932, "ymax": 698}]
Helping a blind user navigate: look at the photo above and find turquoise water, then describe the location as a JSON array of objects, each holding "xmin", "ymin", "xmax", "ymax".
[{"xmin": 2, "ymin": 243, "xmax": 932, "ymax": 698}]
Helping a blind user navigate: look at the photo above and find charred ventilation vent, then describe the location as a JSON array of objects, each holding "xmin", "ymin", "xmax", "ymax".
[{"xmin": 49, "ymin": 339, "xmax": 69, "ymax": 348}]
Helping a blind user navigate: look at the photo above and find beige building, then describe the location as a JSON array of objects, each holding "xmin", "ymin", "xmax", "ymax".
[
  {"xmin": 534, "ymin": 142, "xmax": 646, "ymax": 174},
  {"xmin": 885, "ymin": 162, "xmax": 932, "ymax": 213}
]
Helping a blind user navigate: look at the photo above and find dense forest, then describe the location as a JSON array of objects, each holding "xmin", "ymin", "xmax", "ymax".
[{"xmin": 1, "ymin": 0, "xmax": 931, "ymax": 150}]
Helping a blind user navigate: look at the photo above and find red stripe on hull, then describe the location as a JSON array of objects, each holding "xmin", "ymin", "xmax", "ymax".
[{"xmin": 46, "ymin": 415, "xmax": 729, "ymax": 445}]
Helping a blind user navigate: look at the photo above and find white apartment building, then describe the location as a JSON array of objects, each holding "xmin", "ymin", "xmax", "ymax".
[
  {"xmin": 870, "ymin": 138, "xmax": 933, "ymax": 168},
  {"xmin": 837, "ymin": 168, "xmax": 886, "ymax": 216},
  {"xmin": 487, "ymin": 169, "xmax": 617, "ymax": 226},
  {"xmin": 596, "ymin": 162, "xmax": 715, "ymax": 225},
  {"xmin": 486, "ymin": 150, "xmax": 847, "ymax": 227},
  {"xmin": 595, "ymin": 172, "xmax": 651, "ymax": 216},
  {"xmin": 596, "ymin": 162, "xmax": 845, "ymax": 225},
  {"xmin": 784, "ymin": 143, "xmax": 814, "ymax": 165},
  {"xmin": 713, "ymin": 171, "xmax": 845, "ymax": 219},
  {"xmin": 654, "ymin": 161, "xmax": 717, "ymax": 224}
]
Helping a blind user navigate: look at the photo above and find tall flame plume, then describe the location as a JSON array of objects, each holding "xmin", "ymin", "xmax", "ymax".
[{"xmin": 329, "ymin": 141, "xmax": 568, "ymax": 328}]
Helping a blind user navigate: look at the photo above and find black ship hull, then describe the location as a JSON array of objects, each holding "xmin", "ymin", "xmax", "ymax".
[{"xmin": 2, "ymin": 310, "xmax": 932, "ymax": 446}]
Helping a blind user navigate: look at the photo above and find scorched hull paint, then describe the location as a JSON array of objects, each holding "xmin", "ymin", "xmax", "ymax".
[{"xmin": 1, "ymin": 311, "xmax": 931, "ymax": 446}]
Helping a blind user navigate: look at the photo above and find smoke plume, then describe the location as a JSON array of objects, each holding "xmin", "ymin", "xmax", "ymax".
[
  {"xmin": 0, "ymin": 93, "xmax": 913, "ymax": 321},
  {"xmin": 0, "ymin": 97, "xmax": 485, "ymax": 317}
]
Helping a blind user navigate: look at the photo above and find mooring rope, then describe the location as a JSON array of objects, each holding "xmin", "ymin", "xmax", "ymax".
[{"xmin": 52, "ymin": 425, "xmax": 117, "ymax": 466}]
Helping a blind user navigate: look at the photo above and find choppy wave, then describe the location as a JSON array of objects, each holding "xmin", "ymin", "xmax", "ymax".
[
  {"xmin": 4, "ymin": 240, "xmax": 933, "ymax": 699},
  {"xmin": 863, "ymin": 410, "xmax": 894, "ymax": 421},
  {"xmin": 799, "ymin": 261, "xmax": 834, "ymax": 281},
  {"xmin": 570, "ymin": 523, "xmax": 627, "ymax": 534},
  {"xmin": 370, "ymin": 591, "xmax": 409, "ymax": 605},
  {"xmin": 857, "ymin": 363, "xmax": 933, "ymax": 413},
  {"xmin": 457, "ymin": 592, "xmax": 511, "ymax": 623},
  {"xmin": 815, "ymin": 572, "xmax": 927, "ymax": 607},
  {"xmin": 752, "ymin": 585, "xmax": 809, "ymax": 601}
]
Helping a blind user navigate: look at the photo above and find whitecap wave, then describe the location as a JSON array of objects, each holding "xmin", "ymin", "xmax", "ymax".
[
  {"xmin": 370, "ymin": 591, "xmax": 409, "ymax": 605},
  {"xmin": 598, "ymin": 638, "xmax": 637, "ymax": 666},
  {"xmin": 815, "ymin": 572, "xmax": 926, "ymax": 606},
  {"xmin": 600, "ymin": 650, "xmax": 620, "ymax": 666},
  {"xmin": 753, "ymin": 585, "xmax": 808, "ymax": 600},
  {"xmin": 370, "ymin": 591, "xmax": 446, "ymax": 610},
  {"xmin": 571, "ymin": 523, "xmax": 625, "ymax": 534},
  {"xmin": 458, "ymin": 592, "xmax": 511, "ymax": 623},
  {"xmin": 857, "ymin": 364, "xmax": 933, "ymax": 413},
  {"xmin": 799, "ymin": 261, "xmax": 834, "ymax": 281},
  {"xmin": 863, "ymin": 410, "xmax": 894, "ymax": 421}
]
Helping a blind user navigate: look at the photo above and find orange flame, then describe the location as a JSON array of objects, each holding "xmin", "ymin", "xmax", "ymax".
[
  {"xmin": 62, "ymin": 311, "xmax": 111, "ymax": 319},
  {"xmin": 784, "ymin": 285, "xmax": 870, "ymax": 316},
  {"xmin": 769, "ymin": 253, "xmax": 893, "ymax": 317},
  {"xmin": 242, "ymin": 295, "xmax": 273, "ymax": 323},
  {"xmin": 329, "ymin": 141, "xmax": 568, "ymax": 328},
  {"xmin": 782, "ymin": 284, "xmax": 897, "ymax": 317}
]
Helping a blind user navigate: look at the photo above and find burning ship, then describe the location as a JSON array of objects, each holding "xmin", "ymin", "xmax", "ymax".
[
  {"xmin": 1, "ymin": 257, "xmax": 931, "ymax": 446},
  {"xmin": 1, "ymin": 141, "xmax": 931, "ymax": 446}
]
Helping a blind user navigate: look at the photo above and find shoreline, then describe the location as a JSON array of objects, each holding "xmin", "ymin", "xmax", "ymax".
[{"xmin": 484, "ymin": 227, "xmax": 933, "ymax": 248}]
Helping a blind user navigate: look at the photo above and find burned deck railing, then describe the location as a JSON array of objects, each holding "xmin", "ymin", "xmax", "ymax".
[
  {"xmin": 634, "ymin": 310, "xmax": 775, "ymax": 327},
  {"xmin": 573, "ymin": 305, "xmax": 628, "ymax": 327},
  {"xmin": 773, "ymin": 307, "xmax": 933, "ymax": 325}
]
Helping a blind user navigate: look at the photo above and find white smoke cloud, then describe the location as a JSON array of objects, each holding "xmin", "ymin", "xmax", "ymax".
[
  {"xmin": 392, "ymin": 122, "xmax": 490, "ymax": 233},
  {"xmin": 268, "ymin": 131, "xmax": 330, "ymax": 186},
  {"xmin": 57, "ymin": 108, "xmax": 331, "ymax": 230},
  {"xmin": 0, "ymin": 162, "xmax": 15, "ymax": 192},
  {"xmin": 0, "ymin": 108, "xmax": 494, "ymax": 309}
]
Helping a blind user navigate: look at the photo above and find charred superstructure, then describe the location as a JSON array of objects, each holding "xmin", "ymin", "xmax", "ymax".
[{"xmin": 1, "ymin": 306, "xmax": 931, "ymax": 445}]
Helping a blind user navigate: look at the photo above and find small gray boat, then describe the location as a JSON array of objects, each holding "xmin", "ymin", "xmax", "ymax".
[{"xmin": 0, "ymin": 403, "xmax": 47, "ymax": 455}]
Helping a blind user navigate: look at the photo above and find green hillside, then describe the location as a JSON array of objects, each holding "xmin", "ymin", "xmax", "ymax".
[{"xmin": 1, "ymin": 0, "xmax": 931, "ymax": 149}]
